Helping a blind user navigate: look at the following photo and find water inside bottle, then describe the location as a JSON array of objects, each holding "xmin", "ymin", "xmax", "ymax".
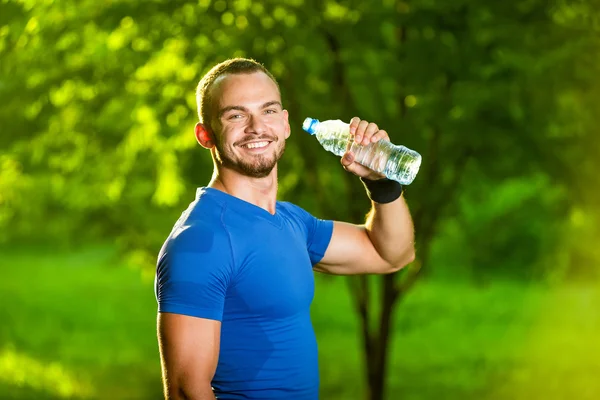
[
  {"xmin": 318, "ymin": 136, "xmax": 349, "ymax": 157},
  {"xmin": 384, "ymin": 147, "xmax": 421, "ymax": 184},
  {"xmin": 350, "ymin": 141, "xmax": 390, "ymax": 174}
]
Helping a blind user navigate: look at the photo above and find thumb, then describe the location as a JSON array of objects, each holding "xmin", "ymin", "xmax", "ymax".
[{"xmin": 341, "ymin": 151, "xmax": 354, "ymax": 167}]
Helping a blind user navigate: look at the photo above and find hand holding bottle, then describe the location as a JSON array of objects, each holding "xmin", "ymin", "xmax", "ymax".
[
  {"xmin": 302, "ymin": 116, "xmax": 422, "ymax": 185},
  {"xmin": 341, "ymin": 117, "xmax": 390, "ymax": 181}
]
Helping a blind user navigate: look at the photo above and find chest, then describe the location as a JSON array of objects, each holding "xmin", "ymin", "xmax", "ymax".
[{"xmin": 224, "ymin": 214, "xmax": 315, "ymax": 319}]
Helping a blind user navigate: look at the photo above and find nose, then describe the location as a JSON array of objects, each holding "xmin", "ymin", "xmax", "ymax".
[{"xmin": 244, "ymin": 114, "xmax": 267, "ymax": 135}]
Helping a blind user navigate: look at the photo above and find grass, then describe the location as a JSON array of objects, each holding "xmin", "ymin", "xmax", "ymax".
[
  {"xmin": 313, "ymin": 277, "xmax": 600, "ymax": 400},
  {"xmin": 1, "ymin": 245, "xmax": 599, "ymax": 399},
  {"xmin": 0, "ymin": 245, "xmax": 161, "ymax": 400}
]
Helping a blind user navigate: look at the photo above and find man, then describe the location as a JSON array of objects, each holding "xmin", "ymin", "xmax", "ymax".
[{"xmin": 155, "ymin": 58, "xmax": 415, "ymax": 400}]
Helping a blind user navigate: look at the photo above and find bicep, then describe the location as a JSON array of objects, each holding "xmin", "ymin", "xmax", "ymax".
[
  {"xmin": 314, "ymin": 221, "xmax": 393, "ymax": 275},
  {"xmin": 158, "ymin": 313, "xmax": 220, "ymax": 395}
]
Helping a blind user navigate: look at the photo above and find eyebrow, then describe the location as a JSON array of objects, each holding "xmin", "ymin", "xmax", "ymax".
[{"xmin": 218, "ymin": 101, "xmax": 283, "ymax": 118}]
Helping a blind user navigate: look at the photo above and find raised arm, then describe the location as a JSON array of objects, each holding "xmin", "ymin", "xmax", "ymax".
[
  {"xmin": 158, "ymin": 313, "xmax": 220, "ymax": 400},
  {"xmin": 314, "ymin": 117, "xmax": 416, "ymax": 275}
]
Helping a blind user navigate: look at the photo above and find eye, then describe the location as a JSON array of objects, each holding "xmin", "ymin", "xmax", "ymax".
[
  {"xmin": 228, "ymin": 114, "xmax": 243, "ymax": 120},
  {"xmin": 264, "ymin": 109, "xmax": 277, "ymax": 114}
]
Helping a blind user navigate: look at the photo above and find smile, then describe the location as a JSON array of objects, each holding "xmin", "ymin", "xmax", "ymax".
[{"xmin": 240, "ymin": 141, "xmax": 271, "ymax": 149}]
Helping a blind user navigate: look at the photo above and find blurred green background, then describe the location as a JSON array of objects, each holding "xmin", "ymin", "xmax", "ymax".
[{"xmin": 1, "ymin": 0, "xmax": 599, "ymax": 399}]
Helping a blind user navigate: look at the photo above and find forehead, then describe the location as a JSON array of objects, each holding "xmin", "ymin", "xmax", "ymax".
[{"xmin": 211, "ymin": 72, "xmax": 281, "ymax": 108}]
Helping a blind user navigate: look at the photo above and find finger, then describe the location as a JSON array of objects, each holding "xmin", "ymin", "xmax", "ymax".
[
  {"xmin": 341, "ymin": 151, "xmax": 354, "ymax": 167},
  {"xmin": 343, "ymin": 159, "xmax": 383, "ymax": 179},
  {"xmin": 370, "ymin": 129, "xmax": 389, "ymax": 143},
  {"xmin": 349, "ymin": 117, "xmax": 361, "ymax": 135},
  {"xmin": 342, "ymin": 158, "xmax": 366, "ymax": 174},
  {"xmin": 341, "ymin": 151, "xmax": 387, "ymax": 179},
  {"xmin": 355, "ymin": 120, "xmax": 369, "ymax": 144},
  {"xmin": 362, "ymin": 123, "xmax": 379, "ymax": 146}
]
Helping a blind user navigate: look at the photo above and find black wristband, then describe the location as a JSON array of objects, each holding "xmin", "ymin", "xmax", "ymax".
[{"xmin": 360, "ymin": 177, "xmax": 404, "ymax": 204}]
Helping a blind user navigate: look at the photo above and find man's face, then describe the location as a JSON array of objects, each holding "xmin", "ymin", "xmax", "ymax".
[{"xmin": 209, "ymin": 71, "xmax": 290, "ymax": 178}]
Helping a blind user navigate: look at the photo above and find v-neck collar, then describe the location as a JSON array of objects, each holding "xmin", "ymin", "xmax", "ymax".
[{"xmin": 197, "ymin": 187, "xmax": 283, "ymax": 228}]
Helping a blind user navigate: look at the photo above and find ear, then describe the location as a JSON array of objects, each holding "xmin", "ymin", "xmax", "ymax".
[
  {"xmin": 195, "ymin": 123, "xmax": 215, "ymax": 149},
  {"xmin": 283, "ymin": 109, "xmax": 291, "ymax": 140}
]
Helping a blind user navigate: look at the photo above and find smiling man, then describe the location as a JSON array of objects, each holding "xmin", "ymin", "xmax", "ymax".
[{"xmin": 155, "ymin": 58, "xmax": 416, "ymax": 400}]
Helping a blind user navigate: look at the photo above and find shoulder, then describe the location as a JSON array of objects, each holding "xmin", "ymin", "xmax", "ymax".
[
  {"xmin": 170, "ymin": 197, "xmax": 229, "ymax": 250},
  {"xmin": 278, "ymin": 201, "xmax": 314, "ymax": 221},
  {"xmin": 277, "ymin": 201, "xmax": 333, "ymax": 236},
  {"xmin": 158, "ymin": 191, "xmax": 234, "ymax": 268},
  {"xmin": 278, "ymin": 201, "xmax": 334, "ymax": 264}
]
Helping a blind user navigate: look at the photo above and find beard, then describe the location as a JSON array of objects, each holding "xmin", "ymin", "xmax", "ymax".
[{"xmin": 214, "ymin": 135, "xmax": 286, "ymax": 178}]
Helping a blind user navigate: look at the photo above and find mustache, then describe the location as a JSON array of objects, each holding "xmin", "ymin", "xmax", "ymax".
[{"xmin": 235, "ymin": 134, "xmax": 278, "ymax": 146}]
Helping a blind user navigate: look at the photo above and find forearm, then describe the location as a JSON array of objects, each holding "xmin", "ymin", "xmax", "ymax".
[{"xmin": 365, "ymin": 194, "xmax": 415, "ymax": 267}]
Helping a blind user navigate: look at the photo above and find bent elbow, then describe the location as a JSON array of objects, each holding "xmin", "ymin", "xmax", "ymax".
[
  {"xmin": 405, "ymin": 249, "xmax": 416, "ymax": 265},
  {"xmin": 389, "ymin": 250, "xmax": 416, "ymax": 273}
]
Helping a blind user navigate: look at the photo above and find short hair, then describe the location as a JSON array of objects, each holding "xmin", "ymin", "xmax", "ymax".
[{"xmin": 196, "ymin": 58, "xmax": 279, "ymax": 127}]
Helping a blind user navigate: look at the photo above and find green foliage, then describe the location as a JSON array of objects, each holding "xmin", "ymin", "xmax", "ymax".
[
  {"xmin": 2, "ymin": 4, "xmax": 600, "ymax": 399},
  {"xmin": 430, "ymin": 173, "xmax": 568, "ymax": 282},
  {"xmin": 0, "ymin": 0, "xmax": 595, "ymax": 260},
  {"xmin": 2, "ymin": 4, "xmax": 600, "ymax": 396},
  {"xmin": 2, "ymin": 0, "xmax": 599, "ymax": 278}
]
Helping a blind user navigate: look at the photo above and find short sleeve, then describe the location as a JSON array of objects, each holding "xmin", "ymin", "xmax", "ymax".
[
  {"xmin": 282, "ymin": 203, "xmax": 334, "ymax": 265},
  {"xmin": 155, "ymin": 222, "xmax": 234, "ymax": 321}
]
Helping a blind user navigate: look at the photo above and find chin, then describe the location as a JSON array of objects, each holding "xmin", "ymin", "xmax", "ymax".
[{"xmin": 240, "ymin": 164, "xmax": 277, "ymax": 178}]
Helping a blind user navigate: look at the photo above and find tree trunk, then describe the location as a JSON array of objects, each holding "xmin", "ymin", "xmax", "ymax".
[{"xmin": 369, "ymin": 274, "xmax": 398, "ymax": 400}]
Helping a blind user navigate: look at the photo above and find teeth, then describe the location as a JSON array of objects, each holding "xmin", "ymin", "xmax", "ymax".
[{"xmin": 244, "ymin": 141, "xmax": 269, "ymax": 149}]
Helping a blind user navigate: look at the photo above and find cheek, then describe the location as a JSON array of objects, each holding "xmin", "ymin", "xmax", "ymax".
[
  {"xmin": 217, "ymin": 129, "xmax": 234, "ymax": 147},
  {"xmin": 269, "ymin": 118, "xmax": 288, "ymax": 136},
  {"xmin": 214, "ymin": 133, "xmax": 231, "ymax": 153}
]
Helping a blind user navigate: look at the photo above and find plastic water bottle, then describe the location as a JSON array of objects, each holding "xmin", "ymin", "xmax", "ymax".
[{"xmin": 302, "ymin": 118, "xmax": 422, "ymax": 185}]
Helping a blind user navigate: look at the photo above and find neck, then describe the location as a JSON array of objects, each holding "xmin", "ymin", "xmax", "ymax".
[{"xmin": 208, "ymin": 166, "xmax": 278, "ymax": 214}]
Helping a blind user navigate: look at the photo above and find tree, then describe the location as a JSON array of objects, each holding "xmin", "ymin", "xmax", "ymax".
[{"xmin": 1, "ymin": 0, "xmax": 599, "ymax": 398}]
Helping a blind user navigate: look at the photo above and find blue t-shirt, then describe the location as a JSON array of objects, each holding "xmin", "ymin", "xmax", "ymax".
[{"xmin": 155, "ymin": 187, "xmax": 334, "ymax": 400}]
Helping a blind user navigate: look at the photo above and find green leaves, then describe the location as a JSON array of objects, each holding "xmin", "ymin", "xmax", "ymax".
[{"xmin": 0, "ymin": 0, "xmax": 598, "ymax": 277}]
